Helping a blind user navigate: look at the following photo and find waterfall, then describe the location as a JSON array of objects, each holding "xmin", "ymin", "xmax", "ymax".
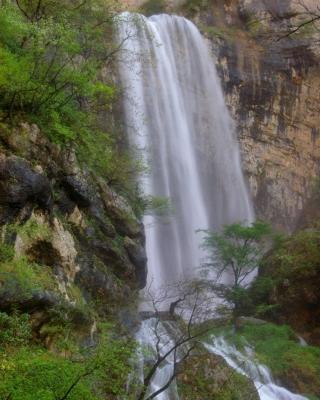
[
  {"xmin": 117, "ymin": 12, "xmax": 253, "ymax": 294},
  {"xmin": 117, "ymin": 12, "xmax": 306, "ymax": 400},
  {"xmin": 205, "ymin": 336, "xmax": 308, "ymax": 400}
]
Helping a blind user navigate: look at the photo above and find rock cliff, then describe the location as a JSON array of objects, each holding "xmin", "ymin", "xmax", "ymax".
[{"xmin": 0, "ymin": 122, "xmax": 146, "ymax": 342}]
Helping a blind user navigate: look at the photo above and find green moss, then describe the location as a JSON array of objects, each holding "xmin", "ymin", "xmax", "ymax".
[
  {"xmin": 0, "ymin": 256, "xmax": 57, "ymax": 299},
  {"xmin": 0, "ymin": 306, "xmax": 136, "ymax": 400},
  {"xmin": 0, "ymin": 243, "xmax": 14, "ymax": 263},
  {"xmin": 9, "ymin": 217, "xmax": 51, "ymax": 244},
  {"xmin": 0, "ymin": 348, "xmax": 99, "ymax": 400},
  {"xmin": 0, "ymin": 311, "xmax": 32, "ymax": 348}
]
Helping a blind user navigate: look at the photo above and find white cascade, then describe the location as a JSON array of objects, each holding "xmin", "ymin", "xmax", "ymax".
[
  {"xmin": 117, "ymin": 12, "xmax": 305, "ymax": 400},
  {"xmin": 205, "ymin": 336, "xmax": 308, "ymax": 400},
  {"xmin": 117, "ymin": 12, "xmax": 253, "ymax": 293}
]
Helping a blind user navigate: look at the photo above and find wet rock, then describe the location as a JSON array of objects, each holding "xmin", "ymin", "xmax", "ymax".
[
  {"xmin": 0, "ymin": 154, "xmax": 52, "ymax": 210},
  {"xmin": 62, "ymin": 174, "xmax": 94, "ymax": 208},
  {"xmin": 124, "ymin": 236, "xmax": 147, "ymax": 288},
  {"xmin": 97, "ymin": 178, "xmax": 142, "ymax": 237}
]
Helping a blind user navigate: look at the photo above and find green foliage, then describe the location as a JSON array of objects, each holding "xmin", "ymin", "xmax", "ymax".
[
  {"xmin": 0, "ymin": 313, "xmax": 136, "ymax": 400},
  {"xmin": 10, "ymin": 217, "xmax": 51, "ymax": 243},
  {"xmin": 0, "ymin": 243, "xmax": 14, "ymax": 262},
  {"xmin": 0, "ymin": 256, "xmax": 56, "ymax": 299},
  {"xmin": 0, "ymin": 311, "xmax": 32, "ymax": 348},
  {"xmin": 0, "ymin": 1, "xmax": 118, "ymax": 143},
  {"xmin": 92, "ymin": 322, "xmax": 136, "ymax": 398},
  {"xmin": 200, "ymin": 221, "xmax": 272, "ymax": 288},
  {"xmin": 263, "ymin": 230, "xmax": 320, "ymax": 279},
  {"xmin": 0, "ymin": 348, "xmax": 99, "ymax": 400},
  {"xmin": 142, "ymin": 195, "xmax": 173, "ymax": 216},
  {"xmin": 0, "ymin": 1, "xmax": 145, "ymax": 203},
  {"xmin": 140, "ymin": 0, "xmax": 166, "ymax": 16}
]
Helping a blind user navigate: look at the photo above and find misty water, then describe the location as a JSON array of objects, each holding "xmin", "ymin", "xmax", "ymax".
[{"xmin": 118, "ymin": 12, "xmax": 307, "ymax": 400}]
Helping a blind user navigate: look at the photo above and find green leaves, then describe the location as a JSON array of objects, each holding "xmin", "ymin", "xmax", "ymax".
[
  {"xmin": 200, "ymin": 221, "xmax": 271, "ymax": 288},
  {"xmin": 0, "ymin": 312, "xmax": 32, "ymax": 347},
  {"xmin": 0, "ymin": 1, "xmax": 117, "ymax": 142}
]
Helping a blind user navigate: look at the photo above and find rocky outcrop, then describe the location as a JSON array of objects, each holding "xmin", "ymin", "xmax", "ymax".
[
  {"xmin": 0, "ymin": 122, "xmax": 147, "ymax": 338},
  {"xmin": 177, "ymin": 347, "xmax": 259, "ymax": 400}
]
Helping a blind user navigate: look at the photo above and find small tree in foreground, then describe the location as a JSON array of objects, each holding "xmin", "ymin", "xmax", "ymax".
[
  {"xmin": 134, "ymin": 282, "xmax": 221, "ymax": 400},
  {"xmin": 200, "ymin": 221, "xmax": 272, "ymax": 319}
]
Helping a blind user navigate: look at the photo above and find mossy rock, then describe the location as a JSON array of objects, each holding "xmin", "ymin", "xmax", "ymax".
[{"xmin": 177, "ymin": 348, "xmax": 259, "ymax": 400}]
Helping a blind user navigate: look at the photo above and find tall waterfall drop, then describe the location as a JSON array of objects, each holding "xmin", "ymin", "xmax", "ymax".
[
  {"xmin": 118, "ymin": 13, "xmax": 253, "ymax": 292},
  {"xmin": 117, "ymin": 13, "xmax": 309, "ymax": 400}
]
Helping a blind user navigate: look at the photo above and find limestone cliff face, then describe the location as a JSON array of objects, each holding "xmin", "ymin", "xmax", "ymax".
[{"xmin": 181, "ymin": 0, "xmax": 320, "ymax": 231}]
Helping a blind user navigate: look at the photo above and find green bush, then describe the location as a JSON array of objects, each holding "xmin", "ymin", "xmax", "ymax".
[
  {"xmin": 0, "ymin": 1, "xmax": 116, "ymax": 142},
  {"xmin": 10, "ymin": 218, "xmax": 51, "ymax": 244},
  {"xmin": 0, "ymin": 321, "xmax": 136, "ymax": 400},
  {"xmin": 0, "ymin": 348, "xmax": 99, "ymax": 400},
  {"xmin": 0, "ymin": 243, "xmax": 14, "ymax": 263},
  {"xmin": 0, "ymin": 312, "xmax": 32, "ymax": 348},
  {"xmin": 0, "ymin": 257, "xmax": 57, "ymax": 299}
]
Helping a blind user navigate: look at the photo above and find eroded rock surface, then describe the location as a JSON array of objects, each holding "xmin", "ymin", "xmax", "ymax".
[{"xmin": 0, "ymin": 123, "xmax": 147, "ymax": 338}]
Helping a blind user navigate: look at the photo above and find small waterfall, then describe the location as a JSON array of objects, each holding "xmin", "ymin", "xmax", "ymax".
[
  {"xmin": 117, "ymin": 12, "xmax": 253, "ymax": 293},
  {"xmin": 205, "ymin": 336, "xmax": 308, "ymax": 400}
]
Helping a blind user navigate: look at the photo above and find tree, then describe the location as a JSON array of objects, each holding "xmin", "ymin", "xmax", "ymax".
[
  {"xmin": 133, "ymin": 282, "xmax": 221, "ymax": 400},
  {"xmin": 200, "ymin": 221, "xmax": 272, "ymax": 319},
  {"xmin": 277, "ymin": 0, "xmax": 320, "ymax": 41}
]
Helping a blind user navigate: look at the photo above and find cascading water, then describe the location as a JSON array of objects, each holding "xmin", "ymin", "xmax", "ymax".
[
  {"xmin": 205, "ymin": 336, "xmax": 308, "ymax": 400},
  {"xmin": 117, "ymin": 12, "xmax": 306, "ymax": 400},
  {"xmin": 118, "ymin": 12, "xmax": 253, "ymax": 293}
]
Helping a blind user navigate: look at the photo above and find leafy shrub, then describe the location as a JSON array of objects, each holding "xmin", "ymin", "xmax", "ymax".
[
  {"xmin": 0, "ymin": 243, "xmax": 14, "ymax": 263},
  {"xmin": 0, "ymin": 322, "xmax": 136, "ymax": 400},
  {"xmin": 10, "ymin": 218, "xmax": 51, "ymax": 244},
  {"xmin": 0, "ymin": 348, "xmax": 99, "ymax": 400},
  {"xmin": 0, "ymin": 257, "xmax": 56, "ymax": 299},
  {"xmin": 0, "ymin": 312, "xmax": 32, "ymax": 347},
  {"xmin": 0, "ymin": 1, "xmax": 117, "ymax": 141}
]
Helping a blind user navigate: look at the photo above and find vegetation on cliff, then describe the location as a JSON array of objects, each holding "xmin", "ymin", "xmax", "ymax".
[
  {"xmin": 251, "ymin": 228, "xmax": 320, "ymax": 346},
  {"xmin": 0, "ymin": 2, "xmax": 146, "ymax": 399}
]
